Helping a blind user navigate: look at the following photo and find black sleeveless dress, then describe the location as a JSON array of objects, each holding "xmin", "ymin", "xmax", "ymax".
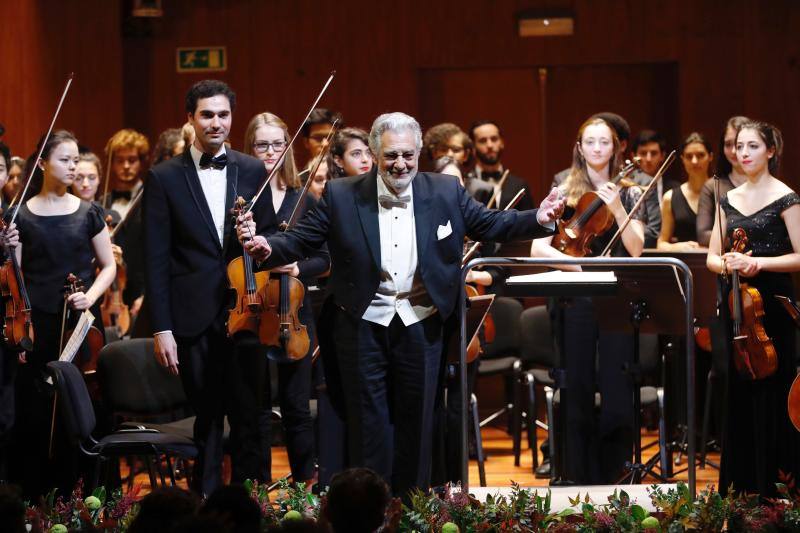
[
  {"xmin": 719, "ymin": 191, "xmax": 800, "ymax": 497},
  {"xmin": 670, "ymin": 185, "xmax": 697, "ymax": 242}
]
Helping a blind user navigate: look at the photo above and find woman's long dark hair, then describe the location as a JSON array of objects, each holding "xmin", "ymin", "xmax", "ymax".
[{"xmin": 23, "ymin": 130, "xmax": 78, "ymax": 201}]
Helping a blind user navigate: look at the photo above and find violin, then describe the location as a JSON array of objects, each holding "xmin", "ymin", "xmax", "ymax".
[
  {"xmin": 100, "ymin": 212, "xmax": 133, "ymax": 336},
  {"xmin": 552, "ymin": 159, "xmax": 639, "ymax": 257},
  {"xmin": 0, "ymin": 210, "xmax": 34, "ymax": 352},
  {"xmin": 226, "ymin": 197, "xmax": 271, "ymax": 341},
  {"xmin": 728, "ymin": 228, "xmax": 777, "ymax": 380},
  {"xmin": 61, "ymin": 274, "xmax": 105, "ymax": 375}
]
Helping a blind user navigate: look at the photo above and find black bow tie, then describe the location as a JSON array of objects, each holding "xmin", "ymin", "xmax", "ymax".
[
  {"xmin": 199, "ymin": 152, "xmax": 228, "ymax": 170},
  {"xmin": 111, "ymin": 190, "xmax": 132, "ymax": 201},
  {"xmin": 378, "ymin": 194, "xmax": 411, "ymax": 209},
  {"xmin": 481, "ymin": 171, "xmax": 502, "ymax": 181}
]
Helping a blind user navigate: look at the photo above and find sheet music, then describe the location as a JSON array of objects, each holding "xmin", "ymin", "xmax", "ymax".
[
  {"xmin": 58, "ymin": 310, "xmax": 95, "ymax": 363},
  {"xmin": 506, "ymin": 270, "xmax": 617, "ymax": 284}
]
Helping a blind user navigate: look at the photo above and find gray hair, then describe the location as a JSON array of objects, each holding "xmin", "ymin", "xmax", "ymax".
[{"xmin": 369, "ymin": 112, "xmax": 423, "ymax": 156}]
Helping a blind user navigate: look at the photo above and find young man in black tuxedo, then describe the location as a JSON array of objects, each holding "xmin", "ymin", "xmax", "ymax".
[
  {"xmin": 464, "ymin": 120, "xmax": 534, "ymax": 211},
  {"xmin": 144, "ymin": 80, "xmax": 276, "ymax": 495},
  {"xmin": 238, "ymin": 112, "xmax": 564, "ymax": 498}
]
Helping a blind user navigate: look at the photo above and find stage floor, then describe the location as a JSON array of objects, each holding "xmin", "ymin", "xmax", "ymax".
[{"xmin": 125, "ymin": 425, "xmax": 721, "ymax": 498}]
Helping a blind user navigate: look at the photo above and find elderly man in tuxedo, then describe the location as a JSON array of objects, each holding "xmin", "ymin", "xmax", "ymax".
[{"xmin": 238, "ymin": 112, "xmax": 564, "ymax": 497}]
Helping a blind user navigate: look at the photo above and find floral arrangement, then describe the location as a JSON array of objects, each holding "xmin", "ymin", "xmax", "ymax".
[{"xmin": 23, "ymin": 473, "xmax": 800, "ymax": 532}]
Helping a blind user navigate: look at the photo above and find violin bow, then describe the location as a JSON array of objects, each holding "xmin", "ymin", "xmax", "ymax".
[
  {"xmin": 485, "ymin": 169, "xmax": 510, "ymax": 209},
  {"xmin": 8, "ymin": 72, "xmax": 75, "ymax": 226},
  {"xmin": 101, "ymin": 148, "xmax": 114, "ymax": 210},
  {"xmin": 109, "ymin": 187, "xmax": 144, "ymax": 239},
  {"xmin": 8, "ymin": 73, "xmax": 75, "ymax": 227},
  {"xmin": 282, "ymin": 119, "xmax": 338, "ymax": 230},
  {"xmin": 712, "ymin": 174, "xmax": 728, "ymax": 279},
  {"xmin": 600, "ymin": 150, "xmax": 676, "ymax": 257},
  {"xmin": 244, "ymin": 71, "xmax": 336, "ymax": 216}
]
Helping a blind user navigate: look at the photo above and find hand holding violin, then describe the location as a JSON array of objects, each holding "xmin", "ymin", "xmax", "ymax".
[
  {"xmin": 595, "ymin": 182, "xmax": 625, "ymax": 219},
  {"xmin": 236, "ymin": 211, "xmax": 272, "ymax": 262},
  {"xmin": 536, "ymin": 187, "xmax": 566, "ymax": 225},
  {"xmin": 723, "ymin": 250, "xmax": 760, "ymax": 277},
  {"xmin": 0, "ymin": 223, "xmax": 19, "ymax": 249},
  {"xmin": 67, "ymin": 291, "xmax": 94, "ymax": 311}
]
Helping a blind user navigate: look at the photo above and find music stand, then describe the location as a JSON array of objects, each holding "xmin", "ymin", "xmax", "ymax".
[{"xmin": 459, "ymin": 257, "xmax": 697, "ymax": 495}]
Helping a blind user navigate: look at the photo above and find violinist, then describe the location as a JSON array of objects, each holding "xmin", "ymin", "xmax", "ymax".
[
  {"xmin": 305, "ymin": 158, "xmax": 328, "ymax": 201},
  {"xmin": 656, "ymin": 132, "xmax": 713, "ymax": 251},
  {"xmin": 423, "ymin": 123, "xmax": 474, "ymax": 170},
  {"xmin": 144, "ymin": 80, "xmax": 276, "ymax": 496},
  {"xmin": 530, "ymin": 116, "xmax": 645, "ymax": 484},
  {"xmin": 554, "ymin": 113, "xmax": 661, "ymax": 248},
  {"xmin": 705, "ymin": 121, "xmax": 800, "ymax": 497},
  {"xmin": 0, "ymin": 142, "xmax": 15, "ymax": 482},
  {"xmin": 466, "ymin": 120, "xmax": 534, "ymax": 211},
  {"xmin": 8, "ymin": 130, "xmax": 115, "ymax": 498},
  {"xmin": 102, "ymin": 129, "xmax": 149, "ymax": 322},
  {"xmin": 2, "ymin": 156, "xmax": 24, "ymax": 206},
  {"xmin": 242, "ymin": 111, "xmax": 330, "ymax": 485},
  {"xmin": 238, "ymin": 111, "xmax": 562, "ymax": 498},
  {"xmin": 151, "ymin": 127, "xmax": 186, "ymax": 166},
  {"xmin": 301, "ymin": 108, "xmax": 342, "ymax": 166},
  {"xmin": 326, "ymin": 127, "xmax": 373, "ymax": 179},
  {"xmin": 696, "ymin": 116, "xmax": 751, "ymax": 246}
]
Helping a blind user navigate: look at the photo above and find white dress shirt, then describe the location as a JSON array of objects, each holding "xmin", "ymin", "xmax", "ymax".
[
  {"xmin": 190, "ymin": 143, "xmax": 227, "ymax": 246},
  {"xmin": 361, "ymin": 177, "xmax": 436, "ymax": 327}
]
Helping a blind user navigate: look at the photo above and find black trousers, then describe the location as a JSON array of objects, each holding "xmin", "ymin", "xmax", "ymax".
[
  {"xmin": 561, "ymin": 298, "xmax": 634, "ymax": 484},
  {"xmin": 333, "ymin": 309, "xmax": 442, "ymax": 498},
  {"xmin": 0, "ymin": 345, "xmax": 16, "ymax": 482},
  {"xmin": 177, "ymin": 317, "xmax": 267, "ymax": 495}
]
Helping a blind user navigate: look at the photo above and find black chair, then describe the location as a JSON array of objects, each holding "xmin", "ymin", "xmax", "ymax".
[
  {"xmin": 517, "ymin": 305, "xmax": 558, "ymax": 469},
  {"xmin": 475, "ymin": 297, "xmax": 524, "ymax": 468},
  {"xmin": 46, "ymin": 361, "xmax": 196, "ymax": 490}
]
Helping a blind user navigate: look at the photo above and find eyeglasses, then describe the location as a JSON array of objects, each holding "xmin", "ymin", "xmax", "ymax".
[{"xmin": 253, "ymin": 140, "xmax": 287, "ymax": 154}]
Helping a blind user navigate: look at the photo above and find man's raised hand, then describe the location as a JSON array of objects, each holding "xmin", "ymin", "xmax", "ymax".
[{"xmin": 536, "ymin": 187, "xmax": 566, "ymax": 225}]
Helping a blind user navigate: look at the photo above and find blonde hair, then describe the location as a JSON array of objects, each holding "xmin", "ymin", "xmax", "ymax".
[
  {"xmin": 563, "ymin": 118, "xmax": 621, "ymax": 206},
  {"xmin": 243, "ymin": 112, "xmax": 300, "ymax": 189},
  {"xmin": 104, "ymin": 128, "xmax": 150, "ymax": 161}
]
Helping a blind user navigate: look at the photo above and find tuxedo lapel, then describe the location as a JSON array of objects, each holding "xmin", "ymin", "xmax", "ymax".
[
  {"xmin": 222, "ymin": 151, "xmax": 239, "ymax": 255},
  {"xmin": 355, "ymin": 170, "xmax": 381, "ymax": 269},
  {"xmin": 413, "ymin": 173, "xmax": 433, "ymax": 257},
  {"xmin": 181, "ymin": 150, "xmax": 222, "ymax": 250}
]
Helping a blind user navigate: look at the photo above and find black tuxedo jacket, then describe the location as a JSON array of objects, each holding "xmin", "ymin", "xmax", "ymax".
[
  {"xmin": 144, "ymin": 149, "xmax": 275, "ymax": 337},
  {"xmin": 466, "ymin": 170, "xmax": 535, "ymax": 211},
  {"xmin": 263, "ymin": 169, "xmax": 553, "ymax": 321}
]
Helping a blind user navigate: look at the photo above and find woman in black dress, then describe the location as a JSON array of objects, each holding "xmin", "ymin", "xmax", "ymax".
[
  {"xmin": 243, "ymin": 112, "xmax": 330, "ymax": 486},
  {"xmin": 706, "ymin": 121, "xmax": 800, "ymax": 496},
  {"xmin": 657, "ymin": 132, "xmax": 713, "ymax": 251},
  {"xmin": 697, "ymin": 116, "xmax": 751, "ymax": 246},
  {"xmin": 531, "ymin": 116, "xmax": 645, "ymax": 484},
  {"xmin": 11, "ymin": 130, "xmax": 115, "ymax": 498}
]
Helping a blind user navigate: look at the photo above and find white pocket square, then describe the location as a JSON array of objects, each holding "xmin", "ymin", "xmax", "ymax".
[{"xmin": 437, "ymin": 220, "xmax": 452, "ymax": 240}]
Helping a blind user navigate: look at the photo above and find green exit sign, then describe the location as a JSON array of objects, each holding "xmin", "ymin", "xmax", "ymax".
[{"xmin": 176, "ymin": 47, "xmax": 227, "ymax": 73}]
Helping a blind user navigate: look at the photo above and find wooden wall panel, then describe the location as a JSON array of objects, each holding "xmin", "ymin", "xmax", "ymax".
[
  {"xmin": 117, "ymin": 0, "xmax": 800, "ymax": 190},
  {"xmin": 3, "ymin": 0, "xmax": 798, "ymax": 191},
  {"xmin": 0, "ymin": 0, "xmax": 123, "ymax": 159}
]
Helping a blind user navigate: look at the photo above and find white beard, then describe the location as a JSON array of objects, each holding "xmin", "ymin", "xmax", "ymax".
[{"xmin": 379, "ymin": 168, "xmax": 417, "ymax": 194}]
